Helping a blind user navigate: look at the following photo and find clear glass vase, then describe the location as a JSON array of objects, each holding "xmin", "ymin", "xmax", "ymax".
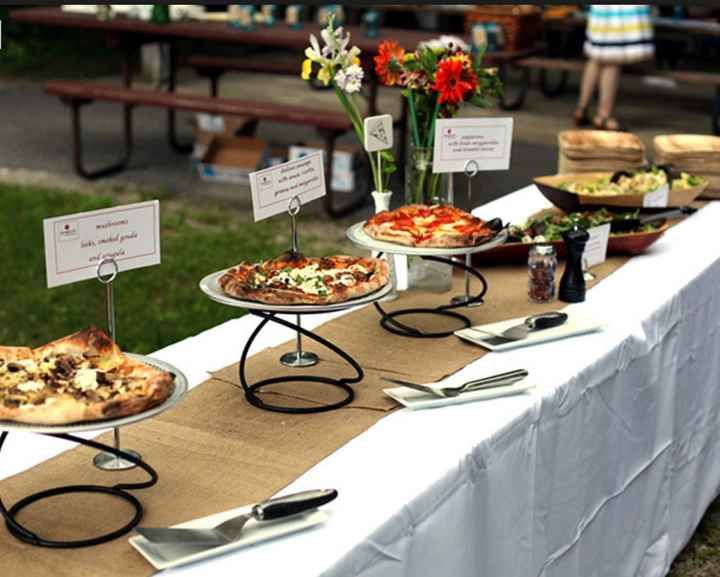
[
  {"xmin": 404, "ymin": 145, "xmax": 446, "ymax": 206},
  {"xmin": 403, "ymin": 145, "xmax": 452, "ymax": 292}
]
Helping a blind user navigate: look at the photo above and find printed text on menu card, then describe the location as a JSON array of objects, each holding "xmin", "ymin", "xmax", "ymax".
[
  {"xmin": 43, "ymin": 200, "xmax": 161, "ymax": 288},
  {"xmin": 432, "ymin": 117, "xmax": 513, "ymax": 174},
  {"xmin": 249, "ymin": 152, "xmax": 326, "ymax": 221}
]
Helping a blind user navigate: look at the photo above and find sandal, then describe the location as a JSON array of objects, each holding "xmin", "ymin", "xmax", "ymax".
[
  {"xmin": 592, "ymin": 116, "xmax": 626, "ymax": 132},
  {"xmin": 573, "ymin": 106, "xmax": 591, "ymax": 127}
]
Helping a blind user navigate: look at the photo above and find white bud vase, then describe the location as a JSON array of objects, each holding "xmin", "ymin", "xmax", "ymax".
[
  {"xmin": 371, "ymin": 190, "xmax": 392, "ymax": 213},
  {"xmin": 370, "ymin": 191, "xmax": 399, "ymax": 300}
]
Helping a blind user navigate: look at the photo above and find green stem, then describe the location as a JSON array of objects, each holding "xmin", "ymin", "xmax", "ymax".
[
  {"xmin": 429, "ymin": 172, "xmax": 442, "ymax": 203},
  {"xmin": 406, "ymin": 92, "xmax": 421, "ymax": 148},
  {"xmin": 426, "ymin": 97, "xmax": 442, "ymax": 149},
  {"xmin": 334, "ymin": 86, "xmax": 382, "ymax": 191}
]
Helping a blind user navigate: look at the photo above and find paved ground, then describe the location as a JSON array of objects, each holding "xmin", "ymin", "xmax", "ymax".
[{"xmin": 0, "ymin": 63, "xmax": 713, "ymax": 218}]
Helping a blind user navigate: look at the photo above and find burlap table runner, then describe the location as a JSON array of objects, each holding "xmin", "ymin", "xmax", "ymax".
[
  {"xmin": 0, "ymin": 255, "xmax": 632, "ymax": 577},
  {"xmin": 212, "ymin": 257, "xmax": 630, "ymax": 410}
]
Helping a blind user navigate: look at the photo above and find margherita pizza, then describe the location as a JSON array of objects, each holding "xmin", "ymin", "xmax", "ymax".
[
  {"xmin": 0, "ymin": 328, "xmax": 174, "ymax": 425},
  {"xmin": 364, "ymin": 204, "xmax": 497, "ymax": 248},
  {"xmin": 219, "ymin": 254, "xmax": 390, "ymax": 305}
]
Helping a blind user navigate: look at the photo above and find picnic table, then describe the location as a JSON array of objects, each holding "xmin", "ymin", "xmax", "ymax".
[{"xmin": 11, "ymin": 7, "xmax": 539, "ymax": 203}]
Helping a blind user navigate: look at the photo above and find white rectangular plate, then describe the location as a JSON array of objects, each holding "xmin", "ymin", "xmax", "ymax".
[
  {"xmin": 130, "ymin": 505, "xmax": 328, "ymax": 570},
  {"xmin": 455, "ymin": 312, "xmax": 603, "ymax": 351},
  {"xmin": 384, "ymin": 381, "xmax": 535, "ymax": 410}
]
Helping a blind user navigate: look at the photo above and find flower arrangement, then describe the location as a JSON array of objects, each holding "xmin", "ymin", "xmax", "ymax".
[
  {"xmin": 302, "ymin": 18, "xmax": 396, "ymax": 194},
  {"xmin": 374, "ymin": 36, "xmax": 502, "ymax": 203}
]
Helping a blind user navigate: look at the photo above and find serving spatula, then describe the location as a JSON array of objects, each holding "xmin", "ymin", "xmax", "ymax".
[{"xmin": 135, "ymin": 489, "xmax": 337, "ymax": 547}]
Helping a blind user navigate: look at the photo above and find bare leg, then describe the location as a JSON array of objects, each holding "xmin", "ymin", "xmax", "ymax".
[
  {"xmin": 578, "ymin": 58, "xmax": 600, "ymax": 110},
  {"xmin": 595, "ymin": 64, "xmax": 621, "ymax": 130}
]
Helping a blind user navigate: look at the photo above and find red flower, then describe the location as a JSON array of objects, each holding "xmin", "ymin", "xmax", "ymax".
[
  {"xmin": 374, "ymin": 40, "xmax": 405, "ymax": 87},
  {"xmin": 433, "ymin": 57, "xmax": 478, "ymax": 105}
]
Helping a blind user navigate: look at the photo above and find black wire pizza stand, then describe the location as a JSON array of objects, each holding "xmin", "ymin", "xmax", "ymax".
[
  {"xmin": 0, "ymin": 355, "xmax": 188, "ymax": 548},
  {"xmin": 346, "ymin": 223, "xmax": 508, "ymax": 338},
  {"xmin": 199, "ymin": 271, "xmax": 393, "ymax": 415}
]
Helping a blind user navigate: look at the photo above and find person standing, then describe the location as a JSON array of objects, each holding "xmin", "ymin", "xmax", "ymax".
[{"xmin": 574, "ymin": 5, "xmax": 655, "ymax": 131}]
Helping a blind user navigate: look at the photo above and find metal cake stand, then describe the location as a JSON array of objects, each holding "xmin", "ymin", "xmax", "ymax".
[
  {"xmin": 346, "ymin": 223, "xmax": 508, "ymax": 338},
  {"xmin": 200, "ymin": 270, "xmax": 393, "ymax": 414},
  {"xmin": 0, "ymin": 354, "xmax": 188, "ymax": 548}
]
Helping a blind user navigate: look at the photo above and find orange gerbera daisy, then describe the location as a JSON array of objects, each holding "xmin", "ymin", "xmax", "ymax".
[
  {"xmin": 433, "ymin": 57, "xmax": 478, "ymax": 104},
  {"xmin": 374, "ymin": 40, "xmax": 405, "ymax": 86}
]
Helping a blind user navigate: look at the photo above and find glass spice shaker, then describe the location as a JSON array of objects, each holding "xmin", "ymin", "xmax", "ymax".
[{"xmin": 528, "ymin": 245, "xmax": 557, "ymax": 303}]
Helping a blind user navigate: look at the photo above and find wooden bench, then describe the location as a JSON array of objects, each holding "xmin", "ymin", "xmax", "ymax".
[
  {"xmin": 513, "ymin": 57, "xmax": 720, "ymax": 134},
  {"xmin": 45, "ymin": 81, "xmax": 361, "ymax": 217}
]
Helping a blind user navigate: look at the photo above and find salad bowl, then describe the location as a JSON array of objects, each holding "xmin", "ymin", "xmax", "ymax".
[{"xmin": 535, "ymin": 170, "xmax": 707, "ymax": 212}]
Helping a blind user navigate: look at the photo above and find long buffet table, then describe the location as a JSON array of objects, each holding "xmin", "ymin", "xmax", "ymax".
[{"xmin": 4, "ymin": 184, "xmax": 720, "ymax": 576}]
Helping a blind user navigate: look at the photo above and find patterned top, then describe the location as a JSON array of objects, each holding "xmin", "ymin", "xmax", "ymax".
[{"xmin": 584, "ymin": 5, "xmax": 655, "ymax": 63}]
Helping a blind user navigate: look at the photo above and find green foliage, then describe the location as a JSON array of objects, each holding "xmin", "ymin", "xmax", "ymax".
[{"xmin": 0, "ymin": 184, "xmax": 344, "ymax": 354}]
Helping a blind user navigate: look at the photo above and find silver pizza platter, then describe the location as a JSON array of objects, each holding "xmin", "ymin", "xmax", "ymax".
[
  {"xmin": 0, "ymin": 354, "xmax": 188, "ymax": 435},
  {"xmin": 345, "ymin": 222, "xmax": 508, "ymax": 256},
  {"xmin": 199, "ymin": 269, "xmax": 394, "ymax": 314}
]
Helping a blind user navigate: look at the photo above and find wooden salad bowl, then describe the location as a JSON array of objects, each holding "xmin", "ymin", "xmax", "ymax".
[
  {"xmin": 534, "ymin": 173, "xmax": 707, "ymax": 212},
  {"xmin": 472, "ymin": 208, "xmax": 670, "ymax": 266}
]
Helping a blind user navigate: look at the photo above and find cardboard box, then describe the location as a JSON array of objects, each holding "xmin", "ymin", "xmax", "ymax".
[
  {"xmin": 196, "ymin": 136, "xmax": 268, "ymax": 184},
  {"xmin": 288, "ymin": 143, "xmax": 360, "ymax": 193},
  {"xmin": 192, "ymin": 113, "xmax": 255, "ymax": 161}
]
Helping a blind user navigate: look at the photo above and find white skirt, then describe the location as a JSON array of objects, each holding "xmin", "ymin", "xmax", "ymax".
[{"xmin": 584, "ymin": 4, "xmax": 655, "ymax": 63}]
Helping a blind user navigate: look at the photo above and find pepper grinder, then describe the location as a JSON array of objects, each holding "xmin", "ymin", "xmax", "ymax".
[{"xmin": 559, "ymin": 227, "xmax": 590, "ymax": 303}]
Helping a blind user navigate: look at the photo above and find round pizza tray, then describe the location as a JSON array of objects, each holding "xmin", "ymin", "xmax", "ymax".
[
  {"xmin": 0, "ymin": 354, "xmax": 188, "ymax": 435},
  {"xmin": 199, "ymin": 269, "xmax": 394, "ymax": 314},
  {"xmin": 345, "ymin": 222, "xmax": 509, "ymax": 256}
]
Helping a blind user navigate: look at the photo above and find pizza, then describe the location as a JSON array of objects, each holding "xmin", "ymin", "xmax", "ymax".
[
  {"xmin": 218, "ymin": 254, "xmax": 390, "ymax": 305},
  {"xmin": 364, "ymin": 204, "xmax": 497, "ymax": 248},
  {"xmin": 0, "ymin": 328, "xmax": 175, "ymax": 425}
]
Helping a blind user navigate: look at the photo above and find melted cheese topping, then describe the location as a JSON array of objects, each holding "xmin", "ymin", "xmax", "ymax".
[
  {"xmin": 270, "ymin": 263, "xmax": 368, "ymax": 295},
  {"xmin": 73, "ymin": 368, "xmax": 98, "ymax": 391},
  {"xmin": 17, "ymin": 380, "xmax": 45, "ymax": 393}
]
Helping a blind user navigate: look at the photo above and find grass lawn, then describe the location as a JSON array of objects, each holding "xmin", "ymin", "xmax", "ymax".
[{"xmin": 0, "ymin": 183, "xmax": 348, "ymax": 353}]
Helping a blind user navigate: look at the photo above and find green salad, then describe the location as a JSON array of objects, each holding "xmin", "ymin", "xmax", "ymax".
[
  {"xmin": 559, "ymin": 167, "xmax": 667, "ymax": 197},
  {"xmin": 671, "ymin": 172, "xmax": 705, "ymax": 190},
  {"xmin": 509, "ymin": 209, "xmax": 661, "ymax": 244}
]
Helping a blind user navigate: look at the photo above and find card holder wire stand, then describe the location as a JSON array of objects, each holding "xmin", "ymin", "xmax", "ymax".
[
  {"xmin": 280, "ymin": 197, "xmax": 318, "ymax": 368},
  {"xmin": 92, "ymin": 257, "xmax": 142, "ymax": 471},
  {"xmin": 199, "ymin": 196, "xmax": 394, "ymax": 414},
  {"xmin": 451, "ymin": 160, "xmax": 482, "ymax": 307},
  {"xmin": 345, "ymin": 219, "xmax": 508, "ymax": 339},
  {"xmin": 0, "ymin": 356, "xmax": 188, "ymax": 548}
]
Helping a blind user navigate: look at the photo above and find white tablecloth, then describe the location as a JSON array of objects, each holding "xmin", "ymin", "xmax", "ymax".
[{"xmin": 4, "ymin": 185, "xmax": 720, "ymax": 577}]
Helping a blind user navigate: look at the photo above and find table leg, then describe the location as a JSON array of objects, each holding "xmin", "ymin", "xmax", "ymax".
[
  {"xmin": 498, "ymin": 62, "xmax": 531, "ymax": 111},
  {"xmin": 167, "ymin": 39, "xmax": 193, "ymax": 154}
]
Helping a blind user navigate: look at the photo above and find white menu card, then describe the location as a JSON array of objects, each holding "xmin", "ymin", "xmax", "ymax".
[
  {"xmin": 43, "ymin": 200, "xmax": 161, "ymax": 288},
  {"xmin": 249, "ymin": 152, "xmax": 326, "ymax": 221},
  {"xmin": 432, "ymin": 117, "xmax": 513, "ymax": 173},
  {"xmin": 583, "ymin": 223, "xmax": 611, "ymax": 269}
]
